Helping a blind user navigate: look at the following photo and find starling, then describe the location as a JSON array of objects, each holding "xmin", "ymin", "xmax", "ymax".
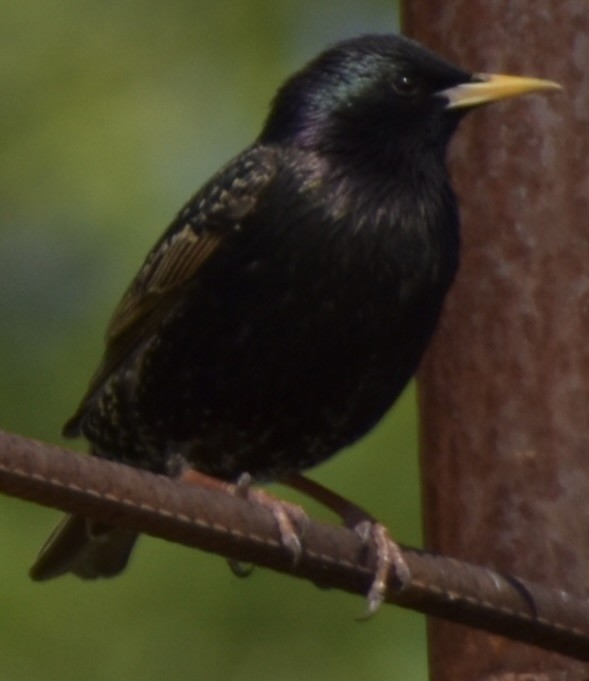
[{"xmin": 30, "ymin": 34, "xmax": 558, "ymax": 596}]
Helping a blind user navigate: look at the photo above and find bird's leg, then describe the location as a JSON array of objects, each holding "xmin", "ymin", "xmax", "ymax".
[
  {"xmin": 178, "ymin": 468, "xmax": 308, "ymax": 568},
  {"xmin": 282, "ymin": 473, "xmax": 411, "ymax": 616}
]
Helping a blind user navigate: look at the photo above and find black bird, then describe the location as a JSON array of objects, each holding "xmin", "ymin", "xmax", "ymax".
[{"xmin": 30, "ymin": 34, "xmax": 558, "ymax": 602}]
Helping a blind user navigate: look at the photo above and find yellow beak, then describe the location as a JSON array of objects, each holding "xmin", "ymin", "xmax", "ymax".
[{"xmin": 442, "ymin": 73, "xmax": 561, "ymax": 110}]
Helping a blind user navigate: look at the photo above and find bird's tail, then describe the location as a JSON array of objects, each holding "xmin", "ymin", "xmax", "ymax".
[{"xmin": 29, "ymin": 514, "xmax": 138, "ymax": 581}]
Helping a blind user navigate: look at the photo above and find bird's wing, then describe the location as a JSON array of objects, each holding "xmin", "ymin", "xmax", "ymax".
[{"xmin": 63, "ymin": 146, "xmax": 277, "ymax": 436}]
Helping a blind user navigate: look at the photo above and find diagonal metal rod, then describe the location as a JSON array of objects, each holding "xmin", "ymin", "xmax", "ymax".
[{"xmin": 0, "ymin": 429, "xmax": 588, "ymax": 661}]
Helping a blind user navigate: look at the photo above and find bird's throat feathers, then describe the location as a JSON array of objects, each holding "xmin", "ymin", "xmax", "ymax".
[{"xmin": 276, "ymin": 143, "xmax": 460, "ymax": 302}]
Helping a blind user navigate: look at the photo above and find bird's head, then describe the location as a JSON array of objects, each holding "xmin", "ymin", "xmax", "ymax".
[{"xmin": 260, "ymin": 34, "xmax": 559, "ymax": 170}]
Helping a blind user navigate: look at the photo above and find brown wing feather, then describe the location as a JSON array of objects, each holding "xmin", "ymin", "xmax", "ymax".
[
  {"xmin": 106, "ymin": 224, "xmax": 219, "ymax": 342},
  {"xmin": 63, "ymin": 146, "xmax": 277, "ymax": 437},
  {"xmin": 63, "ymin": 227, "xmax": 222, "ymax": 436}
]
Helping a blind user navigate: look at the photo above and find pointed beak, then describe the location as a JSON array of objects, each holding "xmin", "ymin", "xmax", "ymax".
[{"xmin": 441, "ymin": 73, "xmax": 561, "ymax": 110}]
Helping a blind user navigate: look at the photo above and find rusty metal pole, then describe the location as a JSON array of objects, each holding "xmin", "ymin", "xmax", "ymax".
[{"xmin": 403, "ymin": 3, "xmax": 589, "ymax": 680}]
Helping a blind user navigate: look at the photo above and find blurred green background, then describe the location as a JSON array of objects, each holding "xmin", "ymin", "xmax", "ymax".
[{"xmin": 0, "ymin": 1, "xmax": 428, "ymax": 679}]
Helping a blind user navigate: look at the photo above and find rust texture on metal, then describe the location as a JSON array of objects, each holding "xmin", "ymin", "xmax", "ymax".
[
  {"xmin": 3, "ymin": 429, "xmax": 589, "ymax": 659},
  {"xmin": 404, "ymin": 1, "xmax": 589, "ymax": 680}
]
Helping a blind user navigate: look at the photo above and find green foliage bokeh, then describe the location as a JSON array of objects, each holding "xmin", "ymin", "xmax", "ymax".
[{"xmin": 0, "ymin": 2, "xmax": 428, "ymax": 679}]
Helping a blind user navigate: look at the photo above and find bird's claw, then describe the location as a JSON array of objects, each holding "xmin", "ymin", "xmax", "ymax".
[
  {"xmin": 235, "ymin": 473, "xmax": 308, "ymax": 565},
  {"xmin": 354, "ymin": 521, "xmax": 411, "ymax": 620},
  {"xmin": 227, "ymin": 559, "xmax": 255, "ymax": 578}
]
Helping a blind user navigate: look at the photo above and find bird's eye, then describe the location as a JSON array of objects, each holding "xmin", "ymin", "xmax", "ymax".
[{"xmin": 393, "ymin": 72, "xmax": 419, "ymax": 96}]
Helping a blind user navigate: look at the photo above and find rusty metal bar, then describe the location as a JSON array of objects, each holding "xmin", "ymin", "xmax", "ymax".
[
  {"xmin": 404, "ymin": 2, "xmax": 589, "ymax": 680},
  {"xmin": 2, "ymin": 429, "xmax": 589, "ymax": 659}
]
